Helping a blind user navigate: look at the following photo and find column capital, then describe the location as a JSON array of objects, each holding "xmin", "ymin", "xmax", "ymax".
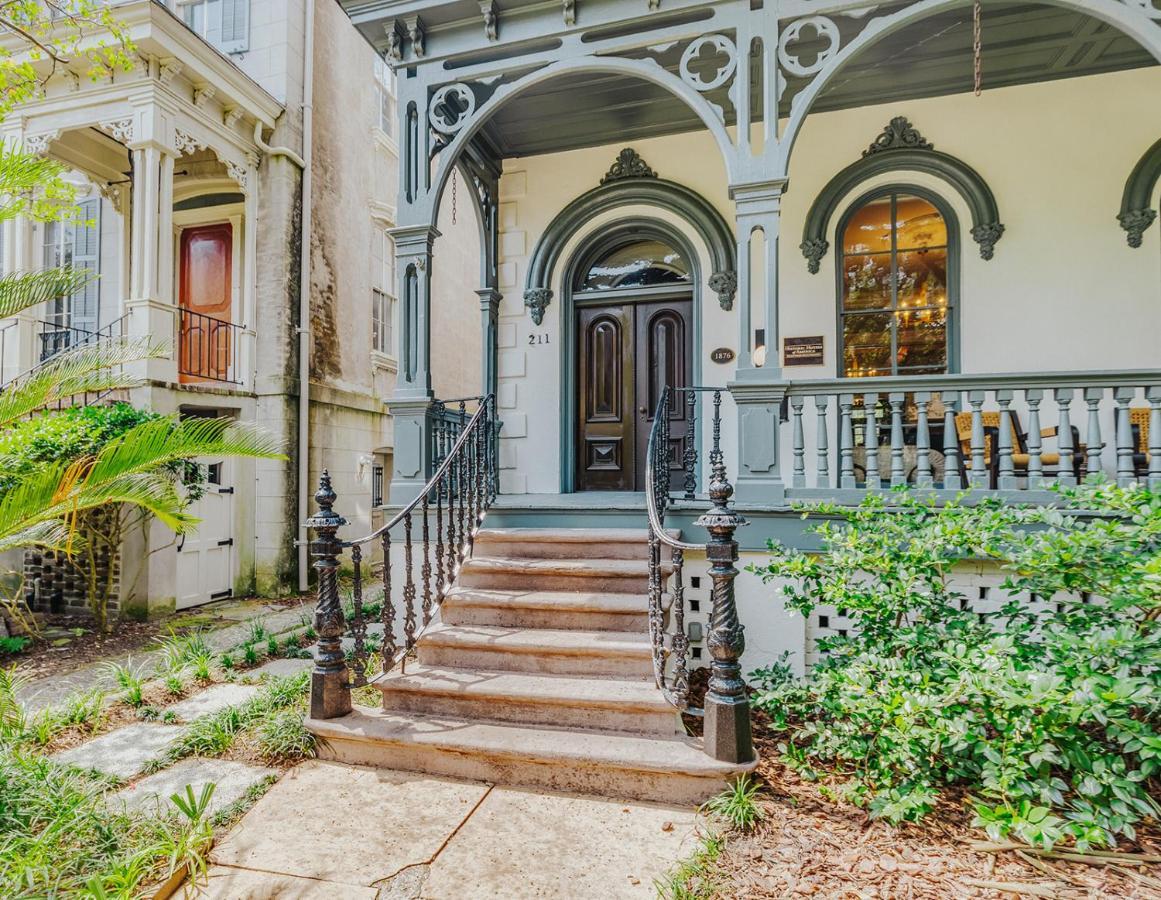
[
  {"xmin": 476, "ymin": 287, "xmax": 502, "ymax": 313},
  {"xmin": 389, "ymin": 224, "xmax": 441, "ymax": 255},
  {"xmin": 729, "ymin": 178, "xmax": 788, "ymax": 218}
]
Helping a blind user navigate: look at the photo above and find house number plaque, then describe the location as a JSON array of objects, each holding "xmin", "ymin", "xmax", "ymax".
[{"xmin": 710, "ymin": 347, "xmax": 735, "ymax": 364}]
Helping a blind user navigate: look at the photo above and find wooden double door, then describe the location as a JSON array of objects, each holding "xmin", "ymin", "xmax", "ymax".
[{"xmin": 576, "ymin": 296, "xmax": 693, "ymax": 491}]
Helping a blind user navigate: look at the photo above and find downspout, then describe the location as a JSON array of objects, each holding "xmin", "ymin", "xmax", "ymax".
[
  {"xmin": 296, "ymin": 0, "xmax": 316, "ymax": 592},
  {"xmin": 253, "ymin": 2, "xmax": 313, "ymax": 593}
]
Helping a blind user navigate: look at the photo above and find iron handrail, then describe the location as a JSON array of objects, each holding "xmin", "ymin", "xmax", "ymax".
[
  {"xmin": 344, "ymin": 396, "xmax": 493, "ymax": 547},
  {"xmin": 645, "ymin": 387, "xmax": 701, "ymax": 553}
]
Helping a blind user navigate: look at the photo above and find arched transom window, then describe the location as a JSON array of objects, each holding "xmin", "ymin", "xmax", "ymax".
[
  {"xmin": 577, "ymin": 239, "xmax": 691, "ymax": 292},
  {"xmin": 839, "ymin": 190, "xmax": 954, "ymax": 377}
]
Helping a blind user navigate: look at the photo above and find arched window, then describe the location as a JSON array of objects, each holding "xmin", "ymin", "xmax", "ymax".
[
  {"xmin": 576, "ymin": 239, "xmax": 691, "ymax": 292},
  {"xmin": 838, "ymin": 189, "xmax": 956, "ymax": 377}
]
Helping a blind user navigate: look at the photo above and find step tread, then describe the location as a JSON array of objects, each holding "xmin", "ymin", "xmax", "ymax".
[
  {"xmin": 422, "ymin": 623, "xmax": 651, "ymax": 657},
  {"xmin": 375, "ymin": 663, "xmax": 669, "ymax": 710},
  {"xmin": 461, "ymin": 556, "xmax": 666, "ymax": 577},
  {"xmin": 308, "ymin": 708, "xmax": 752, "ymax": 779},
  {"xmin": 442, "ymin": 587, "xmax": 660, "ymax": 614},
  {"xmin": 476, "ymin": 528, "xmax": 676, "ymax": 544}
]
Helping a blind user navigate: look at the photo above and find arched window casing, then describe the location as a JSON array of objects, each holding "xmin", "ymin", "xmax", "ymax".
[{"xmin": 836, "ymin": 186, "xmax": 958, "ymax": 378}]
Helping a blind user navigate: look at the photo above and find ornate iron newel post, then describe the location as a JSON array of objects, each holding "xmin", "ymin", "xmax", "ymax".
[
  {"xmin": 697, "ymin": 454, "xmax": 754, "ymax": 764},
  {"xmin": 307, "ymin": 471, "xmax": 352, "ymax": 720}
]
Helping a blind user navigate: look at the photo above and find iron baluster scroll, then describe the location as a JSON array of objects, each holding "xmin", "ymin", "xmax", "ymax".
[
  {"xmin": 306, "ymin": 395, "xmax": 498, "ymax": 717},
  {"xmin": 645, "ymin": 385, "xmax": 754, "ymax": 764}
]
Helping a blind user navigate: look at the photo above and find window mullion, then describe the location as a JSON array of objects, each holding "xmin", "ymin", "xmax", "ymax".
[{"xmin": 889, "ymin": 193, "xmax": 899, "ymax": 377}]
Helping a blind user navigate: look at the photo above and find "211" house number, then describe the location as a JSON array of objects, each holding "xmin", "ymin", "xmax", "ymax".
[{"xmin": 528, "ymin": 333, "xmax": 550, "ymax": 345}]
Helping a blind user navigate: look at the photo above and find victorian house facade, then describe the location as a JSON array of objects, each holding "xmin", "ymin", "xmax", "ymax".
[{"xmin": 292, "ymin": 0, "xmax": 1161, "ymax": 796}]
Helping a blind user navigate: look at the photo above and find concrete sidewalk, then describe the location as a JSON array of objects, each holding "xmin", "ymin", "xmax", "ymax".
[{"xmin": 194, "ymin": 761, "xmax": 702, "ymax": 899}]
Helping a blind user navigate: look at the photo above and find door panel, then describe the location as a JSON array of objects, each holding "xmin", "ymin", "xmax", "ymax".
[
  {"xmin": 575, "ymin": 296, "xmax": 692, "ymax": 492},
  {"xmin": 635, "ymin": 300, "xmax": 692, "ymax": 492},
  {"xmin": 576, "ymin": 306, "xmax": 634, "ymax": 490},
  {"xmin": 179, "ymin": 224, "xmax": 233, "ymax": 384},
  {"xmin": 175, "ymin": 458, "xmax": 235, "ymax": 609}
]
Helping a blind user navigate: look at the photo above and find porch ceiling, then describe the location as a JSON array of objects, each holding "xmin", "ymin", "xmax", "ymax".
[{"xmin": 474, "ymin": 3, "xmax": 1155, "ymax": 158}]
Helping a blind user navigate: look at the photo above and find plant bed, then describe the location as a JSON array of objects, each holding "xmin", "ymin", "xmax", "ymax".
[{"xmin": 670, "ymin": 730, "xmax": 1161, "ymax": 898}]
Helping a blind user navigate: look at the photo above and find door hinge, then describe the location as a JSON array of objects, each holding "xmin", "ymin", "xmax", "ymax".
[
  {"xmin": 210, "ymin": 588, "xmax": 233, "ymax": 600},
  {"xmin": 217, "ymin": 538, "xmax": 234, "ymax": 547}
]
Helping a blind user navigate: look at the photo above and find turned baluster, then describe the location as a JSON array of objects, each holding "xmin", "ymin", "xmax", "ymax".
[
  {"xmin": 996, "ymin": 390, "xmax": 1016, "ymax": 490},
  {"xmin": 1084, "ymin": 387, "xmax": 1105, "ymax": 479},
  {"xmin": 914, "ymin": 391, "xmax": 933, "ymax": 488},
  {"xmin": 1114, "ymin": 387, "xmax": 1136, "ymax": 487},
  {"xmin": 421, "ymin": 496, "xmax": 433, "ymax": 625},
  {"xmin": 888, "ymin": 392, "xmax": 906, "ymax": 487},
  {"xmin": 942, "ymin": 396, "xmax": 963, "ymax": 490},
  {"xmin": 1055, "ymin": 388, "xmax": 1076, "ymax": 486},
  {"xmin": 434, "ymin": 471, "xmax": 445, "ymax": 603},
  {"xmin": 839, "ymin": 394, "xmax": 856, "ymax": 489},
  {"xmin": 349, "ymin": 543, "xmax": 367, "ymax": 685},
  {"xmin": 863, "ymin": 393, "xmax": 881, "ymax": 489},
  {"xmin": 1025, "ymin": 389, "xmax": 1045, "ymax": 489},
  {"xmin": 1148, "ymin": 387, "xmax": 1161, "ymax": 493},
  {"xmin": 403, "ymin": 512, "xmax": 416, "ymax": 653},
  {"xmin": 966, "ymin": 391, "xmax": 987, "ymax": 488},
  {"xmin": 670, "ymin": 547, "xmax": 690, "ymax": 707},
  {"xmin": 790, "ymin": 395, "xmax": 805, "ymax": 488},
  {"xmin": 815, "ymin": 396, "xmax": 830, "ymax": 489}
]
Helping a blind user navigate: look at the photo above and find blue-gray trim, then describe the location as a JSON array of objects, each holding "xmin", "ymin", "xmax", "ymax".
[
  {"xmin": 801, "ymin": 140, "xmax": 1004, "ymax": 274},
  {"xmin": 560, "ymin": 218, "xmax": 703, "ymax": 494},
  {"xmin": 1119, "ymin": 137, "xmax": 1161, "ymax": 248},
  {"xmin": 524, "ymin": 173, "xmax": 737, "ymax": 322},
  {"xmin": 833, "ymin": 184, "xmax": 960, "ymax": 378}
]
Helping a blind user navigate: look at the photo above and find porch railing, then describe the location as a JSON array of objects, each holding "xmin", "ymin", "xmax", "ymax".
[
  {"xmin": 646, "ymin": 384, "xmax": 754, "ymax": 764},
  {"xmin": 178, "ymin": 308, "xmax": 242, "ymax": 385},
  {"xmin": 782, "ymin": 371, "xmax": 1161, "ymax": 497},
  {"xmin": 306, "ymin": 395, "xmax": 498, "ymax": 719},
  {"xmin": 37, "ymin": 315, "xmax": 129, "ymax": 365}
]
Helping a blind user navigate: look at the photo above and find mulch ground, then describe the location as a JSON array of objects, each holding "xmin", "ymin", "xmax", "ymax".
[{"xmin": 699, "ymin": 727, "xmax": 1161, "ymax": 899}]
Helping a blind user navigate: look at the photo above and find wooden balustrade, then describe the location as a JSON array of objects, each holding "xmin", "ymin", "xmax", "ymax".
[{"xmin": 779, "ymin": 372, "xmax": 1161, "ymax": 496}]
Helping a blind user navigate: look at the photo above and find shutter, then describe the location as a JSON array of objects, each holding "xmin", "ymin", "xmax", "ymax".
[
  {"xmin": 218, "ymin": 0, "xmax": 249, "ymax": 53},
  {"xmin": 69, "ymin": 199, "xmax": 100, "ymax": 334}
]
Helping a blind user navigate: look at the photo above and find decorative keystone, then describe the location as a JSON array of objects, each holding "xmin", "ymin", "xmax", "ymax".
[{"xmin": 524, "ymin": 287, "xmax": 552, "ymax": 325}]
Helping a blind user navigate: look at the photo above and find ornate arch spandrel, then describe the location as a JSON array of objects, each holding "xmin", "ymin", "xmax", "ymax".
[{"xmin": 1119, "ymin": 137, "xmax": 1161, "ymax": 248}]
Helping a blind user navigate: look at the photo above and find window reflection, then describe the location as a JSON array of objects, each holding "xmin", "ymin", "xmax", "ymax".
[
  {"xmin": 840, "ymin": 193, "xmax": 951, "ymax": 378},
  {"xmin": 579, "ymin": 240, "xmax": 691, "ymax": 291}
]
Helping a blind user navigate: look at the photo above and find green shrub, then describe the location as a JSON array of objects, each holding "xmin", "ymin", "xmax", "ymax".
[
  {"xmin": 265, "ymin": 636, "xmax": 279, "ymax": 658},
  {"xmin": 751, "ymin": 486, "xmax": 1161, "ymax": 851},
  {"xmin": 0, "ymin": 637, "xmax": 30, "ymax": 656}
]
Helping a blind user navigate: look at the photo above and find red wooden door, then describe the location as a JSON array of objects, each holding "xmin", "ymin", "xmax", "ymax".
[{"xmin": 179, "ymin": 224, "xmax": 233, "ymax": 383}]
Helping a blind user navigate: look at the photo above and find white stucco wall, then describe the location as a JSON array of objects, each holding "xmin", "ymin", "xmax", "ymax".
[{"xmin": 494, "ymin": 67, "xmax": 1161, "ymax": 495}]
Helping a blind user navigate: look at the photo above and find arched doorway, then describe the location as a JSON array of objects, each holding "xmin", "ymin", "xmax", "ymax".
[{"xmin": 567, "ymin": 224, "xmax": 696, "ymax": 492}]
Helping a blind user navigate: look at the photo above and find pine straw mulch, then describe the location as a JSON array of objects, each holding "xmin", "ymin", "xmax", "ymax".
[{"xmin": 699, "ymin": 727, "xmax": 1161, "ymax": 899}]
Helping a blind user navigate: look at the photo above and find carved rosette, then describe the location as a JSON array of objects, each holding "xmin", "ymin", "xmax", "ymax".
[
  {"xmin": 428, "ymin": 83, "xmax": 476, "ymax": 136},
  {"xmin": 99, "ymin": 119, "xmax": 135, "ymax": 144},
  {"xmin": 799, "ymin": 237, "xmax": 829, "ymax": 275},
  {"xmin": 778, "ymin": 16, "xmax": 841, "ymax": 78},
  {"xmin": 708, "ymin": 270, "xmax": 737, "ymax": 311},
  {"xmin": 524, "ymin": 287, "xmax": 552, "ymax": 325},
  {"xmin": 863, "ymin": 116, "xmax": 934, "ymax": 157},
  {"xmin": 679, "ymin": 34, "xmax": 738, "ymax": 93},
  {"xmin": 174, "ymin": 129, "xmax": 204, "ymax": 156},
  {"xmin": 970, "ymin": 222, "xmax": 1006, "ymax": 261},
  {"xmin": 1118, "ymin": 208, "xmax": 1157, "ymax": 248},
  {"xmin": 600, "ymin": 147, "xmax": 657, "ymax": 184}
]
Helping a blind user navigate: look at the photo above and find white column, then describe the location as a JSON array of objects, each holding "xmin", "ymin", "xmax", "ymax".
[
  {"xmin": 241, "ymin": 177, "xmax": 258, "ymax": 387},
  {"xmin": 157, "ymin": 151, "xmax": 175, "ymax": 304}
]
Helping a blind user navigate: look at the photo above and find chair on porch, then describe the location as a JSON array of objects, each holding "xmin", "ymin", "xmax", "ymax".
[
  {"xmin": 1130, "ymin": 407, "xmax": 1152, "ymax": 476},
  {"xmin": 954, "ymin": 411, "xmax": 1084, "ymax": 488}
]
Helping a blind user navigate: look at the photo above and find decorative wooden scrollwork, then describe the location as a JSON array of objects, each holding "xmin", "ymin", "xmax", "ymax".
[
  {"xmin": 679, "ymin": 34, "xmax": 737, "ymax": 93},
  {"xmin": 777, "ymin": 16, "xmax": 840, "ymax": 78},
  {"xmin": 429, "ymin": 83, "xmax": 476, "ymax": 136}
]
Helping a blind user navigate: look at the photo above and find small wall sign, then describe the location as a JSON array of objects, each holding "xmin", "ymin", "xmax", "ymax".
[
  {"xmin": 783, "ymin": 336, "xmax": 825, "ymax": 367},
  {"xmin": 710, "ymin": 347, "xmax": 736, "ymax": 364}
]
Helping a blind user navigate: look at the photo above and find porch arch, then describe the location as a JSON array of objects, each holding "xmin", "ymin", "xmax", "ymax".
[
  {"xmin": 424, "ymin": 56, "xmax": 738, "ymax": 227},
  {"xmin": 524, "ymin": 174, "xmax": 737, "ymax": 323},
  {"xmin": 776, "ymin": 0, "xmax": 1161, "ymax": 178},
  {"xmin": 1119, "ymin": 137, "xmax": 1161, "ymax": 248},
  {"xmin": 799, "ymin": 127, "xmax": 1003, "ymax": 273}
]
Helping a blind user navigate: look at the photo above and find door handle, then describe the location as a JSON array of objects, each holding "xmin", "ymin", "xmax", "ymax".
[{"xmin": 638, "ymin": 406, "xmax": 648, "ymax": 416}]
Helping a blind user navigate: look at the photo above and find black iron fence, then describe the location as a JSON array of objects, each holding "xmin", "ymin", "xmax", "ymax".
[{"xmin": 37, "ymin": 315, "xmax": 128, "ymax": 364}]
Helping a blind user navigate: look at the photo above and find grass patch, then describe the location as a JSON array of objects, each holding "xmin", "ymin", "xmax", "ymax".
[
  {"xmin": 702, "ymin": 775, "xmax": 765, "ymax": 832},
  {"xmin": 256, "ymin": 707, "xmax": 317, "ymax": 762},
  {"xmin": 654, "ymin": 830, "xmax": 725, "ymax": 900},
  {"xmin": 161, "ymin": 672, "xmax": 309, "ymax": 765},
  {"xmin": 0, "ymin": 749, "xmax": 214, "ymax": 897}
]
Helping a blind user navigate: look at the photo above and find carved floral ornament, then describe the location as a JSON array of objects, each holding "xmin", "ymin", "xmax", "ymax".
[{"xmin": 600, "ymin": 148, "xmax": 657, "ymax": 183}]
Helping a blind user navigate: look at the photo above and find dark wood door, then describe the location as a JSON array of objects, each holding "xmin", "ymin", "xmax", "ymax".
[{"xmin": 575, "ymin": 297, "xmax": 692, "ymax": 491}]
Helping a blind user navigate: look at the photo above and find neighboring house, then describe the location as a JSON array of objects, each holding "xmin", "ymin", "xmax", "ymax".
[{"xmin": 0, "ymin": 0, "xmax": 479, "ymax": 619}]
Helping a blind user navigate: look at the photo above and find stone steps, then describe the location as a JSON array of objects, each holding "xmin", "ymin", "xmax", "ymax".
[
  {"xmin": 308, "ymin": 709, "xmax": 753, "ymax": 806},
  {"xmin": 305, "ymin": 526, "xmax": 753, "ymax": 804},
  {"xmin": 418, "ymin": 623, "xmax": 653, "ymax": 677}
]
